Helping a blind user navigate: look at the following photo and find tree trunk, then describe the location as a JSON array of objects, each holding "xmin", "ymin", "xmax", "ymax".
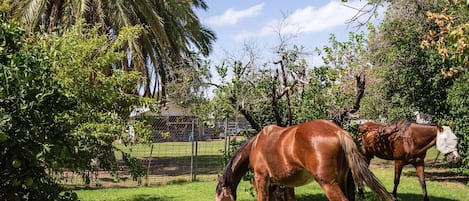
[{"xmin": 332, "ymin": 72, "xmax": 366, "ymax": 127}]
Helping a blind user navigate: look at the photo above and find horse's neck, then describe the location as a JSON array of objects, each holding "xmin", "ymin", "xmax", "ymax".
[
  {"xmin": 223, "ymin": 138, "xmax": 253, "ymax": 189},
  {"xmin": 411, "ymin": 124, "xmax": 438, "ymax": 152}
]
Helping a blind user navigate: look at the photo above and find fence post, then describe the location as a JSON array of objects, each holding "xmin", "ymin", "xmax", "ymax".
[
  {"xmin": 223, "ymin": 118, "xmax": 228, "ymax": 156},
  {"xmin": 145, "ymin": 143, "xmax": 154, "ymax": 186},
  {"xmin": 190, "ymin": 119, "xmax": 198, "ymax": 181}
]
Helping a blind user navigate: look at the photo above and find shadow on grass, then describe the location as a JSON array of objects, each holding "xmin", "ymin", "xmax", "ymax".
[
  {"xmin": 124, "ymin": 194, "xmax": 175, "ymax": 201},
  {"xmin": 296, "ymin": 193, "xmax": 328, "ymax": 201},
  {"xmin": 397, "ymin": 193, "xmax": 458, "ymax": 201},
  {"xmin": 404, "ymin": 170, "xmax": 469, "ymax": 184},
  {"xmin": 295, "ymin": 192, "xmax": 458, "ymax": 201}
]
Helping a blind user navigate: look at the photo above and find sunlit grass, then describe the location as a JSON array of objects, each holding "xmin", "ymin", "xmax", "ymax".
[
  {"xmin": 114, "ymin": 140, "xmax": 227, "ymax": 159},
  {"xmin": 76, "ymin": 166, "xmax": 469, "ymax": 201}
]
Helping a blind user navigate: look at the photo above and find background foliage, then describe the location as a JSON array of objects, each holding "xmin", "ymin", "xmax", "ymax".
[
  {"xmin": 2, "ymin": 0, "xmax": 469, "ymax": 200},
  {"xmin": 359, "ymin": 0, "xmax": 469, "ymax": 171},
  {"xmin": 0, "ymin": 17, "xmax": 77, "ymax": 200},
  {"xmin": 207, "ymin": 0, "xmax": 469, "ymax": 174},
  {"xmin": 0, "ymin": 16, "xmax": 154, "ymax": 200}
]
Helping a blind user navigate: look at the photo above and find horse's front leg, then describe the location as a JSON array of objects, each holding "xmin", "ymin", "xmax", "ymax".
[
  {"xmin": 414, "ymin": 163, "xmax": 429, "ymax": 201},
  {"xmin": 268, "ymin": 185, "xmax": 294, "ymax": 201},
  {"xmin": 392, "ymin": 160, "xmax": 405, "ymax": 200},
  {"xmin": 253, "ymin": 171, "xmax": 270, "ymax": 201}
]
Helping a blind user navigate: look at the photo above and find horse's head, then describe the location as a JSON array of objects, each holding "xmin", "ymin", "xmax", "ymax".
[
  {"xmin": 216, "ymin": 175, "xmax": 235, "ymax": 201},
  {"xmin": 436, "ymin": 126, "xmax": 460, "ymax": 163}
]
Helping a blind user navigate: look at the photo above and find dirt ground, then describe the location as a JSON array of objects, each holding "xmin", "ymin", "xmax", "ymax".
[
  {"xmin": 370, "ymin": 160, "xmax": 469, "ymax": 185},
  {"xmin": 62, "ymin": 156, "xmax": 220, "ymax": 188}
]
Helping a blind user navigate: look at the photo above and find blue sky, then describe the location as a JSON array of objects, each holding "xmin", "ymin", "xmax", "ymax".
[{"xmin": 196, "ymin": 0, "xmax": 381, "ymax": 66}]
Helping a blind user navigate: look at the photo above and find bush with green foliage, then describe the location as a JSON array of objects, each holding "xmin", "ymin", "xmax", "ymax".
[
  {"xmin": 0, "ymin": 18, "xmax": 78, "ymax": 200},
  {"xmin": 0, "ymin": 17, "xmax": 154, "ymax": 200},
  {"xmin": 447, "ymin": 73, "xmax": 469, "ymax": 173}
]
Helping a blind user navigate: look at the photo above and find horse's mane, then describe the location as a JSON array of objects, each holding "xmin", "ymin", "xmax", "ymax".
[
  {"xmin": 221, "ymin": 137, "xmax": 255, "ymax": 185},
  {"xmin": 413, "ymin": 121, "xmax": 441, "ymax": 127}
]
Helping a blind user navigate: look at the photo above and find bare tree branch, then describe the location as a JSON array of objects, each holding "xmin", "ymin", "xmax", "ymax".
[{"xmin": 332, "ymin": 71, "xmax": 366, "ymax": 126}]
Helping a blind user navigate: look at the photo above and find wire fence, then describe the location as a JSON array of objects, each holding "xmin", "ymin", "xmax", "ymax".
[{"xmin": 59, "ymin": 116, "xmax": 251, "ymax": 188}]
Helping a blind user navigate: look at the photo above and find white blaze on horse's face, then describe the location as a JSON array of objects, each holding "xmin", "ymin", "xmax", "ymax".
[{"xmin": 436, "ymin": 126, "xmax": 460, "ymax": 162}]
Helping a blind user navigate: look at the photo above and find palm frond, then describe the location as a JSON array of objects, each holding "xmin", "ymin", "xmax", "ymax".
[
  {"xmin": 12, "ymin": 0, "xmax": 216, "ymax": 99},
  {"xmin": 17, "ymin": 0, "xmax": 47, "ymax": 33}
]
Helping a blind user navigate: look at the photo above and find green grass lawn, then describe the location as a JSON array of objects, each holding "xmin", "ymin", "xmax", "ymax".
[
  {"xmin": 76, "ymin": 166, "xmax": 469, "ymax": 201},
  {"xmin": 114, "ymin": 140, "xmax": 227, "ymax": 159}
]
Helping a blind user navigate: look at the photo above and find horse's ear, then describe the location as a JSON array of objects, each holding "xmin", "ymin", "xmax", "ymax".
[{"xmin": 449, "ymin": 121, "xmax": 454, "ymax": 129}]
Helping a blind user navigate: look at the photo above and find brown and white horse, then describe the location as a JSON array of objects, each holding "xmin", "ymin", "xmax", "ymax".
[
  {"xmin": 357, "ymin": 120, "xmax": 460, "ymax": 201},
  {"xmin": 216, "ymin": 119, "xmax": 394, "ymax": 201}
]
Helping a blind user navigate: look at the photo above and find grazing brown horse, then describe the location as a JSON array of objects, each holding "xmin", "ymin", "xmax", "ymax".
[
  {"xmin": 357, "ymin": 120, "xmax": 460, "ymax": 201},
  {"xmin": 216, "ymin": 119, "xmax": 394, "ymax": 201}
]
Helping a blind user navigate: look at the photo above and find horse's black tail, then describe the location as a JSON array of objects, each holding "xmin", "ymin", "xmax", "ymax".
[{"xmin": 338, "ymin": 131, "xmax": 394, "ymax": 201}]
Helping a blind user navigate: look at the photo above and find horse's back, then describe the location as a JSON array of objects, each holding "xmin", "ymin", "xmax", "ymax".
[
  {"xmin": 360, "ymin": 120, "xmax": 431, "ymax": 160},
  {"xmin": 359, "ymin": 121, "xmax": 385, "ymax": 134},
  {"xmin": 250, "ymin": 120, "xmax": 347, "ymax": 187},
  {"xmin": 256, "ymin": 120, "xmax": 342, "ymax": 147}
]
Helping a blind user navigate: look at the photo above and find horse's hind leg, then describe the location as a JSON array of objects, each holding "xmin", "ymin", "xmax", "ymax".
[
  {"xmin": 268, "ymin": 185, "xmax": 288, "ymax": 201},
  {"xmin": 414, "ymin": 163, "xmax": 429, "ymax": 201},
  {"xmin": 285, "ymin": 187, "xmax": 295, "ymax": 201},
  {"xmin": 268, "ymin": 186, "xmax": 296, "ymax": 201},
  {"xmin": 392, "ymin": 160, "xmax": 405, "ymax": 199}
]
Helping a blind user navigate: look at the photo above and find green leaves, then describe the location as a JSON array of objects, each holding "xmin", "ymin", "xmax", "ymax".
[
  {"xmin": 1, "ymin": 19, "xmax": 154, "ymax": 200},
  {"xmin": 0, "ymin": 17, "xmax": 78, "ymax": 200}
]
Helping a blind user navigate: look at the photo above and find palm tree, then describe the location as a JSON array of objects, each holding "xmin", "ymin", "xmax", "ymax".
[{"xmin": 11, "ymin": 0, "xmax": 216, "ymax": 100}]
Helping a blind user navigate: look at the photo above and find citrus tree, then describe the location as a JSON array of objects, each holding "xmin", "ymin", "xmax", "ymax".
[{"xmin": 0, "ymin": 16, "xmax": 154, "ymax": 201}]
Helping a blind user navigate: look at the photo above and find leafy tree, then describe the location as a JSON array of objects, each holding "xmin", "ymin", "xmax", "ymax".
[
  {"xmin": 316, "ymin": 32, "xmax": 369, "ymax": 125},
  {"xmin": 207, "ymin": 30, "xmax": 373, "ymax": 200},
  {"xmin": 420, "ymin": 0, "xmax": 469, "ymax": 171},
  {"xmin": 421, "ymin": 4, "xmax": 469, "ymax": 77},
  {"xmin": 364, "ymin": 0, "xmax": 469, "ymax": 171},
  {"xmin": 367, "ymin": 0, "xmax": 453, "ymax": 123},
  {"xmin": 0, "ymin": 14, "xmax": 154, "ymax": 200},
  {"xmin": 10, "ymin": 0, "xmax": 216, "ymax": 99},
  {"xmin": 207, "ymin": 31, "xmax": 369, "ymax": 132},
  {"xmin": 0, "ymin": 16, "xmax": 77, "ymax": 200},
  {"xmin": 35, "ymin": 22, "xmax": 155, "ymax": 178}
]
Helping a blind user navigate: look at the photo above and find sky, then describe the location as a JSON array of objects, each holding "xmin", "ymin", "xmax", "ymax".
[{"xmin": 195, "ymin": 0, "xmax": 382, "ymax": 66}]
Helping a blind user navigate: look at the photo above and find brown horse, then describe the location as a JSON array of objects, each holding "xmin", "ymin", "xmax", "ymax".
[
  {"xmin": 216, "ymin": 119, "xmax": 394, "ymax": 201},
  {"xmin": 357, "ymin": 120, "xmax": 460, "ymax": 201}
]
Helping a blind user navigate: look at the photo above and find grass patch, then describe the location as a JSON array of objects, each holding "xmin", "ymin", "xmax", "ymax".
[
  {"xmin": 114, "ymin": 140, "xmax": 227, "ymax": 159},
  {"xmin": 76, "ymin": 167, "xmax": 469, "ymax": 201}
]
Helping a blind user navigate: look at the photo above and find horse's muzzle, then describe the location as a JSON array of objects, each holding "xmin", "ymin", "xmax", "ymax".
[{"xmin": 445, "ymin": 151, "xmax": 461, "ymax": 164}]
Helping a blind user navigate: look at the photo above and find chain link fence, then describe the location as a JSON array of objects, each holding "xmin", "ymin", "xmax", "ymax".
[{"xmin": 58, "ymin": 108, "xmax": 251, "ymax": 188}]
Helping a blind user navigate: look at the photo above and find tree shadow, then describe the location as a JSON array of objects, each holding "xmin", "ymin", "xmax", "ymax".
[{"xmin": 404, "ymin": 170, "xmax": 469, "ymax": 184}]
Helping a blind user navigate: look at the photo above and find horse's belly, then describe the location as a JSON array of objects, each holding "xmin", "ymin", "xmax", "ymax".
[{"xmin": 272, "ymin": 169, "xmax": 314, "ymax": 187}]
